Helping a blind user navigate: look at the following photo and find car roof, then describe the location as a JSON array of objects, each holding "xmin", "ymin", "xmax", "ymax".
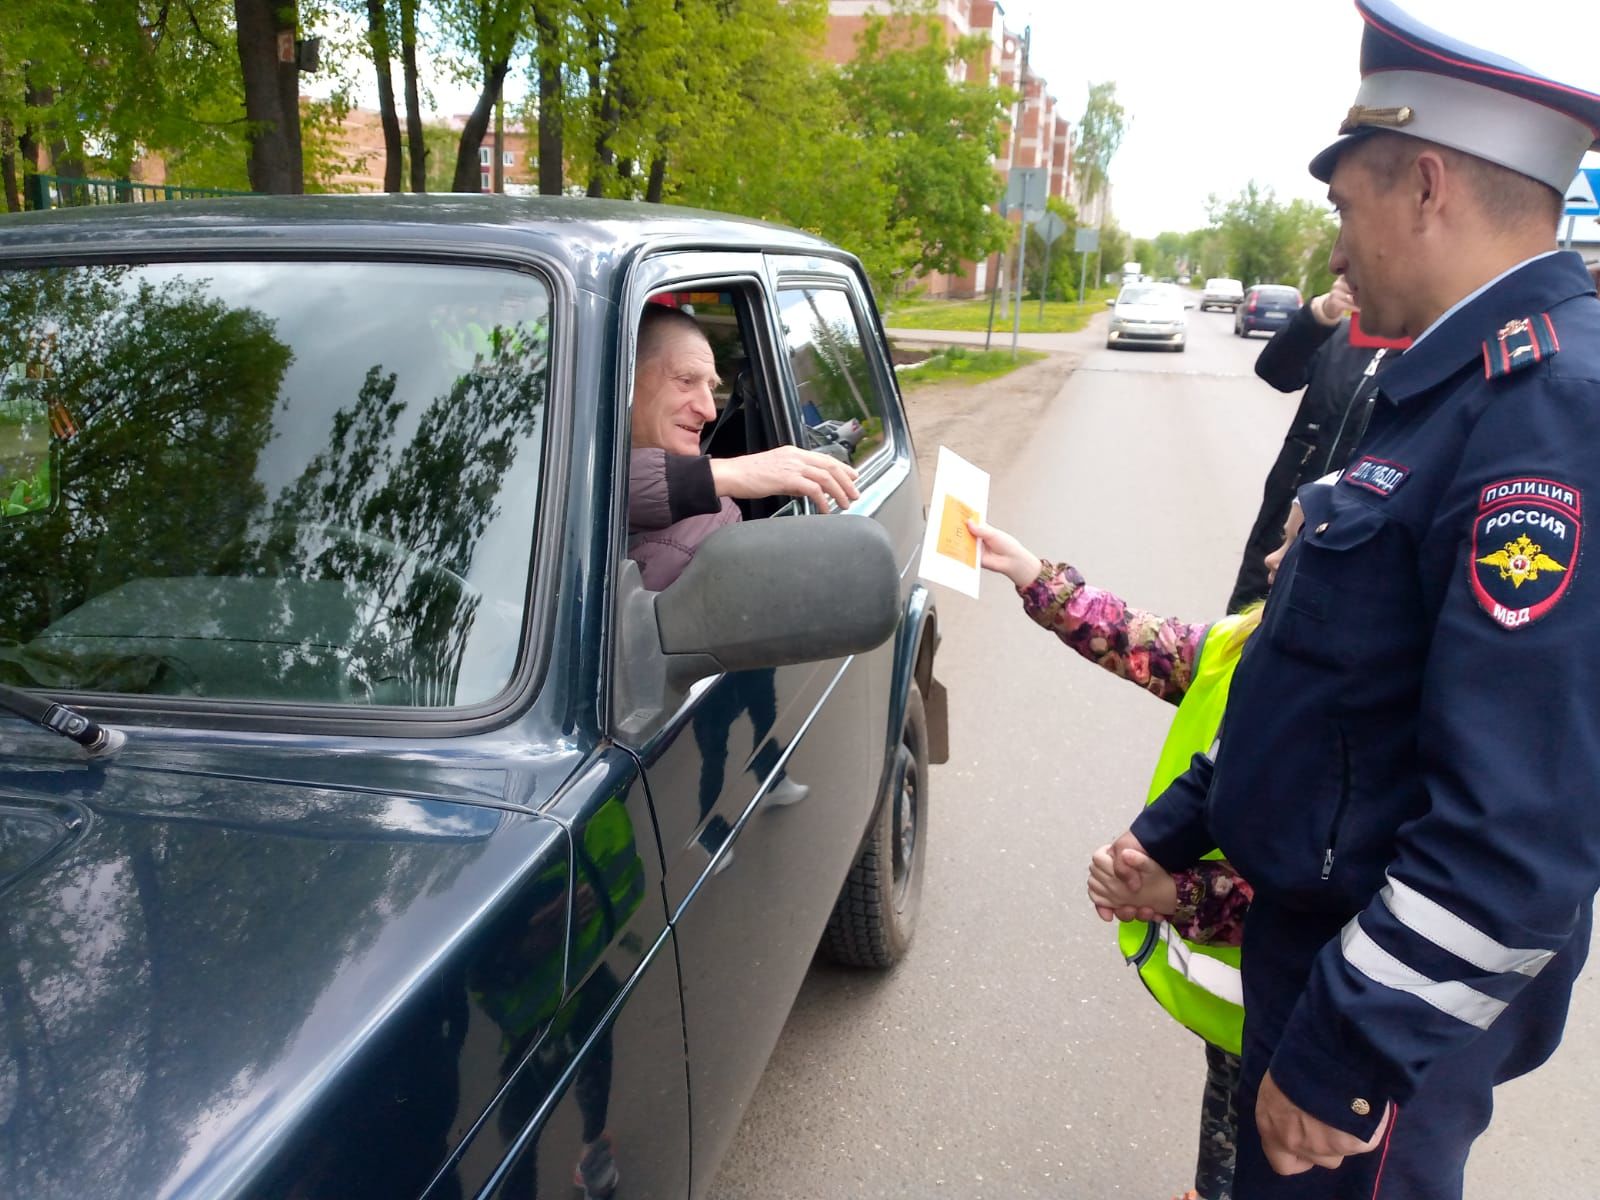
[{"xmin": 0, "ymin": 194, "xmax": 856, "ymax": 298}]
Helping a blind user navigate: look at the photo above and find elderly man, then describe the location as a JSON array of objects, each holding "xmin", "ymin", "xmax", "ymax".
[
  {"xmin": 1099, "ymin": 3, "xmax": 1600, "ymax": 1197},
  {"xmin": 627, "ymin": 304, "xmax": 859, "ymax": 590}
]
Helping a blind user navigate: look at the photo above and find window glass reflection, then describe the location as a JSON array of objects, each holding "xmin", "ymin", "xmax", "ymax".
[
  {"xmin": 777, "ymin": 287, "xmax": 888, "ymax": 465},
  {"xmin": 0, "ymin": 261, "xmax": 551, "ymax": 709}
]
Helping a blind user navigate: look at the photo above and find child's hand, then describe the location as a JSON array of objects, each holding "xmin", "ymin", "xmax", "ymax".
[
  {"xmin": 1088, "ymin": 842, "xmax": 1179, "ymax": 922},
  {"xmin": 967, "ymin": 519, "xmax": 1043, "ymax": 588}
]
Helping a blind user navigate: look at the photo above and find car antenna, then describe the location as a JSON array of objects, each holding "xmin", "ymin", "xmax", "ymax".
[{"xmin": 0, "ymin": 681, "xmax": 126, "ymax": 758}]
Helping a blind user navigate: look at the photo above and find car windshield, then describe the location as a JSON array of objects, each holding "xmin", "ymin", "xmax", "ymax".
[
  {"xmin": 0, "ymin": 260, "xmax": 551, "ymax": 710},
  {"xmin": 1118, "ymin": 286, "xmax": 1170, "ymax": 305}
]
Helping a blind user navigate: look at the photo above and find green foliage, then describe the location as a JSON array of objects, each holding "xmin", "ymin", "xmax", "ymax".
[
  {"xmin": 1205, "ymin": 182, "xmax": 1338, "ymax": 291},
  {"xmin": 1072, "ymin": 81, "xmax": 1125, "ymax": 211},
  {"xmin": 884, "ymin": 288, "xmax": 1119, "ymax": 334},
  {"xmin": 1021, "ymin": 196, "xmax": 1081, "ymax": 301}
]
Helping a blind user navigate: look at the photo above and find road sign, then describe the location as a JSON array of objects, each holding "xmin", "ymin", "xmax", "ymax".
[
  {"xmin": 1003, "ymin": 166, "xmax": 1047, "ymax": 218},
  {"xmin": 1032, "ymin": 210, "xmax": 1066, "ymax": 245},
  {"xmin": 1073, "ymin": 227, "xmax": 1099, "ymax": 253},
  {"xmin": 1566, "ymin": 167, "xmax": 1600, "ymax": 217}
]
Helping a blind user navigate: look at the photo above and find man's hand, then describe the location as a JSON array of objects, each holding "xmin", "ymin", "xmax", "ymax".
[
  {"xmin": 710, "ymin": 446, "xmax": 860, "ymax": 511},
  {"xmin": 1088, "ymin": 842, "xmax": 1178, "ymax": 922},
  {"xmin": 1312, "ymin": 276, "xmax": 1355, "ymax": 326},
  {"xmin": 967, "ymin": 519, "xmax": 1043, "ymax": 587},
  {"xmin": 1256, "ymin": 1069, "xmax": 1390, "ymax": 1175}
]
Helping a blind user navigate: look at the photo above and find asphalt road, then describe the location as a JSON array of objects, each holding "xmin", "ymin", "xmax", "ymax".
[{"xmin": 708, "ymin": 301, "xmax": 1600, "ymax": 1198}]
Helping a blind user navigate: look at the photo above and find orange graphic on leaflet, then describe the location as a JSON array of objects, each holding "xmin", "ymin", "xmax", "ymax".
[{"xmin": 936, "ymin": 496, "xmax": 980, "ymax": 567}]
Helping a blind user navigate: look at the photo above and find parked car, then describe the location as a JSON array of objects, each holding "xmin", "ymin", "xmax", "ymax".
[
  {"xmin": 1200, "ymin": 277, "xmax": 1245, "ymax": 312},
  {"xmin": 0, "ymin": 195, "xmax": 947, "ymax": 1200},
  {"xmin": 1106, "ymin": 281, "xmax": 1190, "ymax": 351},
  {"xmin": 1235, "ymin": 283, "xmax": 1305, "ymax": 336}
]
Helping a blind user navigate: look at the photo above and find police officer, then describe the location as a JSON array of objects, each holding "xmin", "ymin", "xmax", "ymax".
[{"xmin": 1106, "ymin": 2, "xmax": 1600, "ymax": 1196}]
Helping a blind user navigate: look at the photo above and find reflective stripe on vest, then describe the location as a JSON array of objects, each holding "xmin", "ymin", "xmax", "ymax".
[{"xmin": 1116, "ymin": 611, "xmax": 1254, "ymax": 1055}]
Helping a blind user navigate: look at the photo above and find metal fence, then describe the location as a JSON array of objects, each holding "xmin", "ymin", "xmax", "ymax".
[{"xmin": 22, "ymin": 174, "xmax": 252, "ymax": 211}]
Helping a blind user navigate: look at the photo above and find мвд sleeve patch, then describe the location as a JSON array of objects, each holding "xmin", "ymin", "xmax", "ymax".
[{"xmin": 1471, "ymin": 478, "xmax": 1580, "ymax": 629}]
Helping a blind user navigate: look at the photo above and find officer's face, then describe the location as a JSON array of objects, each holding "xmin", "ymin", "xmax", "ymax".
[
  {"xmin": 631, "ymin": 327, "xmax": 719, "ymax": 457},
  {"xmin": 1327, "ymin": 147, "xmax": 1413, "ymax": 339}
]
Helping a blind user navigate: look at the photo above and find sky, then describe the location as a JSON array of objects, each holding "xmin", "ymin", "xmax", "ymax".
[{"xmin": 999, "ymin": 0, "xmax": 1600, "ymax": 237}]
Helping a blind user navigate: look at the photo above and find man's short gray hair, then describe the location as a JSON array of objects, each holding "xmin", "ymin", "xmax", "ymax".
[
  {"xmin": 637, "ymin": 305, "xmax": 708, "ymax": 366},
  {"xmin": 1354, "ymin": 131, "xmax": 1564, "ymax": 232}
]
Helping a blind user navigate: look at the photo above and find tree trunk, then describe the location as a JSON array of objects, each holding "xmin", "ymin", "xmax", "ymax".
[
  {"xmin": 451, "ymin": 58, "xmax": 509, "ymax": 193},
  {"xmin": 586, "ymin": 86, "xmax": 617, "ymax": 198},
  {"xmin": 645, "ymin": 152, "xmax": 665, "ymax": 205},
  {"xmin": 399, "ymin": 0, "xmax": 426, "ymax": 191},
  {"xmin": 492, "ymin": 90, "xmax": 504, "ymax": 193},
  {"xmin": 533, "ymin": 4, "xmax": 563, "ymax": 195},
  {"xmin": 365, "ymin": 0, "xmax": 403, "ymax": 192},
  {"xmin": 1, "ymin": 121, "xmax": 19, "ymax": 213},
  {"xmin": 234, "ymin": 0, "xmax": 304, "ymax": 194}
]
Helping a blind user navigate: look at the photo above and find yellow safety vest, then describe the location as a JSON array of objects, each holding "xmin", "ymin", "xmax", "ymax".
[{"xmin": 1116, "ymin": 612, "xmax": 1254, "ymax": 1055}]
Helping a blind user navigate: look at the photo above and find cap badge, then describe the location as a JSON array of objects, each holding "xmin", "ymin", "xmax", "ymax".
[{"xmin": 1339, "ymin": 104, "xmax": 1414, "ymax": 135}]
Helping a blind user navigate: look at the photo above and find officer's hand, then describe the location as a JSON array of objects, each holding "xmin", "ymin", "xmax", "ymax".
[
  {"xmin": 710, "ymin": 446, "xmax": 860, "ymax": 511},
  {"xmin": 1255, "ymin": 1068, "xmax": 1390, "ymax": 1175},
  {"xmin": 967, "ymin": 519, "xmax": 1043, "ymax": 588},
  {"xmin": 1312, "ymin": 277, "xmax": 1356, "ymax": 326}
]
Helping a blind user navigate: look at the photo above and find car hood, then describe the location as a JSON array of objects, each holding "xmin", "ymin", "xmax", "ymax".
[{"xmin": 0, "ymin": 749, "xmax": 572, "ymax": 1200}]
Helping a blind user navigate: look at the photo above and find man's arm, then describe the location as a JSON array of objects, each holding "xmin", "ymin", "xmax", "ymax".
[
  {"xmin": 1255, "ymin": 278, "xmax": 1353, "ymax": 393},
  {"xmin": 630, "ymin": 445, "xmax": 859, "ymax": 533},
  {"xmin": 628, "ymin": 447, "xmax": 720, "ymax": 533}
]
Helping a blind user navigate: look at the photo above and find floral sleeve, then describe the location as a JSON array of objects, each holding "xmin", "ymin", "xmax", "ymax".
[
  {"xmin": 1018, "ymin": 560, "xmax": 1208, "ymax": 705},
  {"xmin": 1169, "ymin": 862, "xmax": 1253, "ymax": 946}
]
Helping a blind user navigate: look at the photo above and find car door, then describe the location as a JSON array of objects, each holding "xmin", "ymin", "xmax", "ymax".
[{"xmin": 604, "ymin": 248, "xmax": 894, "ymax": 1195}]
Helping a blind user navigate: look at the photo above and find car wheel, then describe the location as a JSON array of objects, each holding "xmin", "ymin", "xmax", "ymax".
[
  {"xmin": 1105, "ymin": 338, "xmax": 1117, "ymax": 350},
  {"xmin": 821, "ymin": 682, "xmax": 929, "ymax": 968}
]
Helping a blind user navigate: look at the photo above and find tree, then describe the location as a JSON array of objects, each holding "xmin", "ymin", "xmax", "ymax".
[
  {"xmin": 1071, "ymin": 80, "xmax": 1125, "ymax": 216},
  {"xmin": 1206, "ymin": 182, "xmax": 1337, "ymax": 290},
  {"xmin": 835, "ymin": 5, "xmax": 1010, "ymax": 288},
  {"xmin": 438, "ymin": 0, "xmax": 529, "ymax": 193},
  {"xmin": 362, "ymin": 0, "xmax": 403, "ymax": 191},
  {"xmin": 235, "ymin": 0, "xmax": 304, "ymax": 193},
  {"xmin": 1022, "ymin": 196, "xmax": 1080, "ymax": 300}
]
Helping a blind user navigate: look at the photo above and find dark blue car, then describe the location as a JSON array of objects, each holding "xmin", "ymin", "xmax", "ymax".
[
  {"xmin": 0, "ymin": 196, "xmax": 945, "ymax": 1199},
  {"xmin": 1234, "ymin": 283, "xmax": 1303, "ymax": 336}
]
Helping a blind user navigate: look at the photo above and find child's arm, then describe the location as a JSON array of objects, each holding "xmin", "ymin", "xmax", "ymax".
[
  {"xmin": 1169, "ymin": 862, "xmax": 1253, "ymax": 947},
  {"xmin": 969, "ymin": 520, "xmax": 1207, "ymax": 704}
]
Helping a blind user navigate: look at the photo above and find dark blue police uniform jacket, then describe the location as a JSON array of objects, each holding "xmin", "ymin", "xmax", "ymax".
[{"xmin": 1134, "ymin": 250, "xmax": 1600, "ymax": 1142}]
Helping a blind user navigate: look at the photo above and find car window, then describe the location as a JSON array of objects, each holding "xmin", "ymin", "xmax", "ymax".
[
  {"xmin": 0, "ymin": 260, "xmax": 551, "ymax": 710},
  {"xmin": 776, "ymin": 286, "xmax": 891, "ymax": 469}
]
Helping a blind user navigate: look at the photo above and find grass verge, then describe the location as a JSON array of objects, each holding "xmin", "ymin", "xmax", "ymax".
[
  {"xmin": 885, "ymin": 287, "xmax": 1118, "ymax": 334},
  {"xmin": 894, "ymin": 345, "xmax": 1047, "ymax": 389}
]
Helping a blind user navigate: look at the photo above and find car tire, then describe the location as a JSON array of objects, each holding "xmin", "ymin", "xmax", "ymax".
[{"xmin": 822, "ymin": 682, "xmax": 929, "ymax": 968}]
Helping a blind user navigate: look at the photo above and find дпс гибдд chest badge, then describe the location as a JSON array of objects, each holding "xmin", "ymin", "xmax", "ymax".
[{"xmin": 1471, "ymin": 478, "xmax": 1581, "ymax": 629}]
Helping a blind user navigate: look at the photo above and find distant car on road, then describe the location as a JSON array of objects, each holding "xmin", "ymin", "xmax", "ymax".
[
  {"xmin": 1106, "ymin": 281, "xmax": 1190, "ymax": 352},
  {"xmin": 1200, "ymin": 277, "xmax": 1245, "ymax": 312},
  {"xmin": 1235, "ymin": 283, "xmax": 1305, "ymax": 336}
]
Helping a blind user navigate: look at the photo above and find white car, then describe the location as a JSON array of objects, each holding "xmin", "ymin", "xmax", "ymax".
[
  {"xmin": 1200, "ymin": 276, "xmax": 1245, "ymax": 312},
  {"xmin": 1106, "ymin": 282, "xmax": 1189, "ymax": 352}
]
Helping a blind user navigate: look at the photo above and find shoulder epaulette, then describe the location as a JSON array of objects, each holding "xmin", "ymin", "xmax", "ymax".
[{"xmin": 1482, "ymin": 313, "xmax": 1559, "ymax": 380}]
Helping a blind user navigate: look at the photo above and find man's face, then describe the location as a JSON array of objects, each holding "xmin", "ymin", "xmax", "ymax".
[
  {"xmin": 1327, "ymin": 147, "xmax": 1414, "ymax": 338},
  {"xmin": 631, "ymin": 325, "xmax": 719, "ymax": 456}
]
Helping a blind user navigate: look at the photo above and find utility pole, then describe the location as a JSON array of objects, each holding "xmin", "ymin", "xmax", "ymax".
[{"xmin": 1009, "ymin": 26, "xmax": 1031, "ymax": 359}]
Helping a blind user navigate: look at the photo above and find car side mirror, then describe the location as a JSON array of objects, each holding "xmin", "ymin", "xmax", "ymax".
[
  {"xmin": 611, "ymin": 515, "xmax": 901, "ymax": 743},
  {"xmin": 657, "ymin": 515, "xmax": 898, "ymax": 683}
]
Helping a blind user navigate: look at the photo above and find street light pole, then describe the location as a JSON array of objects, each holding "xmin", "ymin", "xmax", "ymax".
[{"xmin": 1010, "ymin": 26, "xmax": 1030, "ymax": 360}]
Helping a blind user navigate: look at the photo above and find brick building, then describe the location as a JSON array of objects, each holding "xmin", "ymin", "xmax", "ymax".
[{"xmin": 324, "ymin": 107, "xmax": 533, "ymax": 194}]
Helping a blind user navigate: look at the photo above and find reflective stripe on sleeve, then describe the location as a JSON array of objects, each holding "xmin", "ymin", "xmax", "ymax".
[
  {"xmin": 1341, "ymin": 919, "xmax": 1506, "ymax": 1030},
  {"xmin": 1160, "ymin": 921, "xmax": 1244, "ymax": 1006},
  {"xmin": 1380, "ymin": 874, "xmax": 1554, "ymax": 978}
]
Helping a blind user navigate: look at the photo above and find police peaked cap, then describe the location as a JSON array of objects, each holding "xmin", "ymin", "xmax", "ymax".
[{"xmin": 1309, "ymin": 0, "xmax": 1600, "ymax": 193}]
